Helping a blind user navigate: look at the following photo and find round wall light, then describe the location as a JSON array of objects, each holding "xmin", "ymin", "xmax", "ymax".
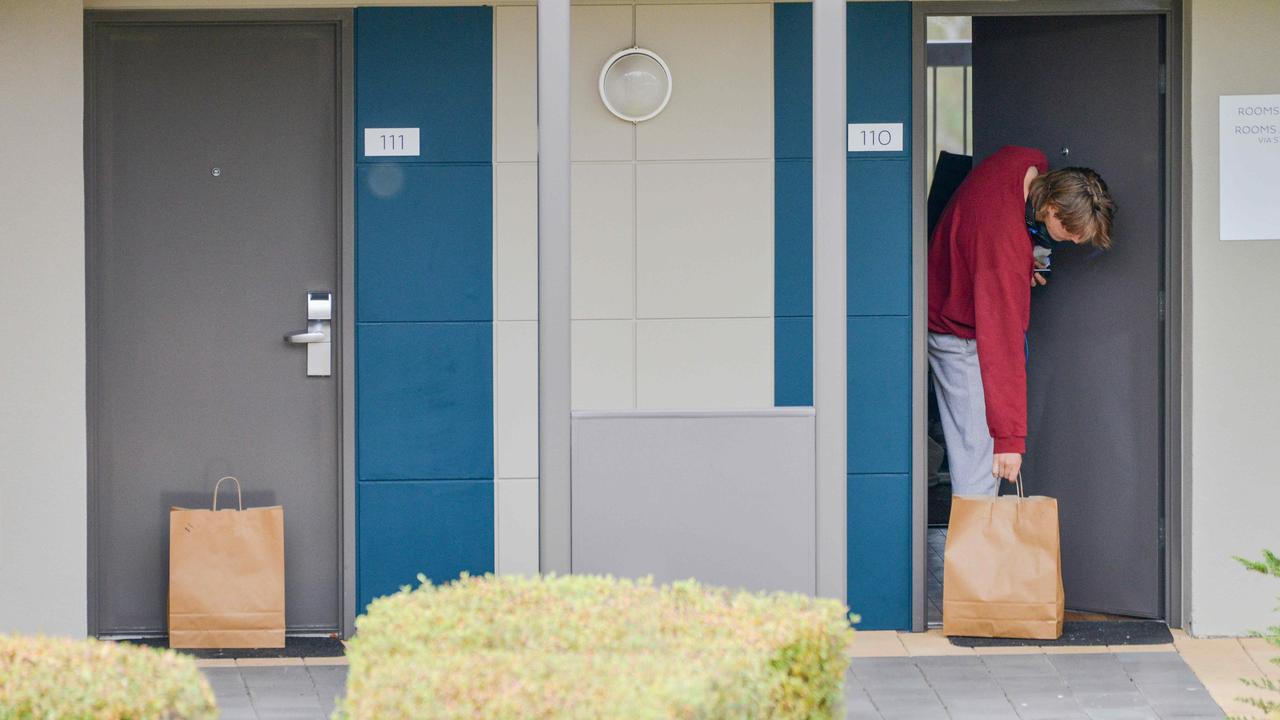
[{"xmin": 598, "ymin": 48, "xmax": 672, "ymax": 123}]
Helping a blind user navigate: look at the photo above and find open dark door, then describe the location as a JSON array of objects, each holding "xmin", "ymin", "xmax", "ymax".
[{"xmin": 972, "ymin": 15, "xmax": 1164, "ymax": 617}]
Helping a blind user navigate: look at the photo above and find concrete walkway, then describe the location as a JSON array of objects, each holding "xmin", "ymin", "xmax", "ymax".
[
  {"xmin": 847, "ymin": 628, "xmax": 1278, "ymax": 719},
  {"xmin": 847, "ymin": 653, "xmax": 1220, "ymax": 719},
  {"xmin": 199, "ymin": 659, "xmax": 346, "ymax": 720},
  {"xmin": 197, "ymin": 629, "xmax": 1278, "ymax": 719}
]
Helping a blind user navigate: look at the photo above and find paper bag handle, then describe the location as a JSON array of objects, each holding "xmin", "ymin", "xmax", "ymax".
[
  {"xmin": 212, "ymin": 476, "xmax": 243, "ymax": 511},
  {"xmin": 1015, "ymin": 473, "xmax": 1025, "ymax": 499}
]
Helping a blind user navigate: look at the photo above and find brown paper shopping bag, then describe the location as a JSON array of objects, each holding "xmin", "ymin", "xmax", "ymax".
[
  {"xmin": 169, "ymin": 476, "xmax": 285, "ymax": 649},
  {"xmin": 942, "ymin": 477, "xmax": 1064, "ymax": 640}
]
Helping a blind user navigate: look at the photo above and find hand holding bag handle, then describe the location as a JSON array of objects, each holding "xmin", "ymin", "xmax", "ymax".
[
  {"xmin": 212, "ymin": 476, "xmax": 244, "ymax": 511},
  {"xmin": 943, "ymin": 469, "xmax": 1063, "ymax": 640}
]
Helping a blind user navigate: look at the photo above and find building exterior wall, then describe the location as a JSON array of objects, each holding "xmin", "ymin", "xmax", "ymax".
[
  {"xmin": 493, "ymin": 3, "xmax": 913, "ymax": 629},
  {"xmin": 4, "ymin": 0, "xmax": 1280, "ymax": 638},
  {"xmin": 491, "ymin": 3, "xmax": 778, "ymax": 577},
  {"xmin": 1187, "ymin": 0, "xmax": 1280, "ymax": 637},
  {"xmin": 0, "ymin": 0, "xmax": 87, "ymax": 636}
]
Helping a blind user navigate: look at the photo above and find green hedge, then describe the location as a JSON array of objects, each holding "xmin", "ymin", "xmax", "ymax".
[
  {"xmin": 340, "ymin": 574, "xmax": 856, "ymax": 719},
  {"xmin": 0, "ymin": 635, "xmax": 216, "ymax": 719}
]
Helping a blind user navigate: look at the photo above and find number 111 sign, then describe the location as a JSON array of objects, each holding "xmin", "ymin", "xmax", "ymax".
[
  {"xmin": 364, "ymin": 128, "xmax": 421, "ymax": 157},
  {"xmin": 847, "ymin": 123, "xmax": 904, "ymax": 153}
]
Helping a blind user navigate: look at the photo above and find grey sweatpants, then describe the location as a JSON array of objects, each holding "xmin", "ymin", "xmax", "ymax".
[{"xmin": 927, "ymin": 332, "xmax": 998, "ymax": 497}]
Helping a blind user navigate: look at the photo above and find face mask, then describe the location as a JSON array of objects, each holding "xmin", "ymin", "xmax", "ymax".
[
  {"xmin": 1024, "ymin": 199, "xmax": 1054, "ymax": 248},
  {"xmin": 1025, "ymin": 199, "xmax": 1058, "ymax": 249}
]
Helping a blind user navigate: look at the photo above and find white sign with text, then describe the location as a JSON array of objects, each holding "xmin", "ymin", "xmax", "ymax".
[
  {"xmin": 847, "ymin": 123, "xmax": 904, "ymax": 152},
  {"xmin": 364, "ymin": 128, "xmax": 421, "ymax": 157},
  {"xmin": 1220, "ymin": 95, "xmax": 1280, "ymax": 241}
]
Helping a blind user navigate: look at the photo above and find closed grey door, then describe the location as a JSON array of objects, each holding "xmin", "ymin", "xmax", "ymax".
[
  {"xmin": 88, "ymin": 19, "xmax": 343, "ymax": 636},
  {"xmin": 972, "ymin": 15, "xmax": 1164, "ymax": 617}
]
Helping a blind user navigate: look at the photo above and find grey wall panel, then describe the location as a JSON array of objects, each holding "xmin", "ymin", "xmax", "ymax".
[{"xmin": 571, "ymin": 409, "xmax": 816, "ymax": 595}]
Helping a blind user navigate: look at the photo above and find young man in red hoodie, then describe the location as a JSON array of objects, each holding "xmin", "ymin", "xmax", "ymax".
[{"xmin": 928, "ymin": 146, "xmax": 1116, "ymax": 495}]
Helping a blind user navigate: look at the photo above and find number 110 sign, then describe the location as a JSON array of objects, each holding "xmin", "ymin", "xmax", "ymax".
[
  {"xmin": 847, "ymin": 123, "xmax": 904, "ymax": 153},
  {"xmin": 364, "ymin": 128, "xmax": 421, "ymax": 157}
]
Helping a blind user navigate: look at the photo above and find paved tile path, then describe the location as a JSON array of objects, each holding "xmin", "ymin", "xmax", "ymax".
[
  {"xmin": 847, "ymin": 653, "xmax": 1222, "ymax": 720},
  {"xmin": 202, "ymin": 650, "xmax": 1225, "ymax": 719},
  {"xmin": 202, "ymin": 663, "xmax": 346, "ymax": 720}
]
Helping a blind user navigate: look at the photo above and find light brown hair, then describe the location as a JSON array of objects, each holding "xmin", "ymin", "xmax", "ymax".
[{"xmin": 1028, "ymin": 167, "xmax": 1116, "ymax": 249}]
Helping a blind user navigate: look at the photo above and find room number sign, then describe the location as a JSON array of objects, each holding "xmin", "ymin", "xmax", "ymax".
[
  {"xmin": 364, "ymin": 128, "xmax": 421, "ymax": 157},
  {"xmin": 847, "ymin": 123, "xmax": 904, "ymax": 152}
]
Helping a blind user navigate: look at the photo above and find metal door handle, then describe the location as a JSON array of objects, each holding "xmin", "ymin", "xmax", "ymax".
[
  {"xmin": 285, "ymin": 291, "xmax": 332, "ymax": 376},
  {"xmin": 285, "ymin": 331, "xmax": 327, "ymax": 344}
]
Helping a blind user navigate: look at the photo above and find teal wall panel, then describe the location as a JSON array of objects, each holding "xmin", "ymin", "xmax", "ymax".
[
  {"xmin": 357, "ymin": 480, "xmax": 494, "ymax": 610},
  {"xmin": 847, "ymin": 317, "xmax": 912, "ymax": 474},
  {"xmin": 774, "ymin": 7, "xmax": 813, "ymax": 411},
  {"xmin": 845, "ymin": 3, "xmax": 913, "ymax": 629},
  {"xmin": 774, "ymin": 3, "xmax": 813, "ymax": 161},
  {"xmin": 355, "ymin": 7, "xmax": 494, "ymax": 612},
  {"xmin": 776, "ymin": 159, "xmax": 813, "ymax": 319},
  {"xmin": 847, "ymin": 3, "xmax": 912, "ymax": 140},
  {"xmin": 847, "ymin": 159, "xmax": 912, "ymax": 316},
  {"xmin": 847, "ymin": 474, "xmax": 912, "ymax": 630},
  {"xmin": 356, "ymin": 164, "xmax": 492, "ymax": 322},
  {"xmin": 355, "ymin": 7, "xmax": 492, "ymax": 163},
  {"xmin": 775, "ymin": 317, "xmax": 813, "ymax": 407},
  {"xmin": 356, "ymin": 322, "xmax": 493, "ymax": 481}
]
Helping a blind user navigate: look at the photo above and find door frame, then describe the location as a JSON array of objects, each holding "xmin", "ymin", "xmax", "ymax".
[
  {"xmin": 83, "ymin": 9, "xmax": 357, "ymax": 639},
  {"xmin": 910, "ymin": 0, "xmax": 1188, "ymax": 631}
]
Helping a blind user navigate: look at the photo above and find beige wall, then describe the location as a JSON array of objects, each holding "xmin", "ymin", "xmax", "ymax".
[
  {"xmin": 491, "ymin": 4, "xmax": 775, "ymax": 576},
  {"xmin": 1188, "ymin": 0, "xmax": 1280, "ymax": 636},
  {"xmin": 10, "ymin": 0, "xmax": 1275, "ymax": 636},
  {"xmin": 0, "ymin": 0, "xmax": 87, "ymax": 635},
  {"xmin": 569, "ymin": 3, "xmax": 775, "ymax": 412},
  {"xmin": 493, "ymin": 5, "xmax": 540, "ymax": 576}
]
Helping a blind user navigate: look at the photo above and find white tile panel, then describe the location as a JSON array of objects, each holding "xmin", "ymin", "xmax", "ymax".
[
  {"xmin": 572, "ymin": 319, "xmax": 635, "ymax": 410},
  {"xmin": 494, "ymin": 6, "xmax": 538, "ymax": 163},
  {"xmin": 494, "ymin": 162, "xmax": 538, "ymax": 321},
  {"xmin": 495, "ymin": 320, "xmax": 538, "ymax": 479},
  {"xmin": 635, "ymin": 161, "xmax": 773, "ymax": 319},
  {"xmin": 636, "ymin": 318, "xmax": 773, "ymax": 409},
  {"xmin": 635, "ymin": 4, "xmax": 773, "ymax": 161},
  {"xmin": 572, "ymin": 162, "xmax": 635, "ymax": 320},
  {"xmin": 571, "ymin": 5, "xmax": 634, "ymax": 162},
  {"xmin": 496, "ymin": 477, "xmax": 539, "ymax": 576}
]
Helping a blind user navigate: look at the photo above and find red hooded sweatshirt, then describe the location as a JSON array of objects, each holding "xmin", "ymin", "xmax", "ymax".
[{"xmin": 928, "ymin": 145, "xmax": 1048, "ymax": 455}]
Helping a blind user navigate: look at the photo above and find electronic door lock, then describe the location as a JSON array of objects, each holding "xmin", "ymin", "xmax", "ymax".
[{"xmin": 284, "ymin": 291, "xmax": 332, "ymax": 376}]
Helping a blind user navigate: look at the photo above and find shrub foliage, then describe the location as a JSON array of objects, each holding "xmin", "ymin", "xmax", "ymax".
[
  {"xmin": 340, "ymin": 574, "xmax": 857, "ymax": 719},
  {"xmin": 0, "ymin": 635, "xmax": 216, "ymax": 719}
]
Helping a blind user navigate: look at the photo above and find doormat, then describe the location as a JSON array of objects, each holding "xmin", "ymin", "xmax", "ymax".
[
  {"xmin": 122, "ymin": 635, "xmax": 345, "ymax": 659},
  {"xmin": 948, "ymin": 621, "xmax": 1173, "ymax": 647}
]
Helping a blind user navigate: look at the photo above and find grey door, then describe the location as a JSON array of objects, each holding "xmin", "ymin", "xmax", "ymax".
[
  {"xmin": 972, "ymin": 15, "xmax": 1164, "ymax": 617},
  {"xmin": 88, "ymin": 18, "xmax": 344, "ymax": 636}
]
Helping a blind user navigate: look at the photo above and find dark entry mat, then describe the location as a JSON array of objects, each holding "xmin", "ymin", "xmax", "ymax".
[
  {"xmin": 121, "ymin": 635, "xmax": 345, "ymax": 659},
  {"xmin": 948, "ymin": 621, "xmax": 1173, "ymax": 647}
]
